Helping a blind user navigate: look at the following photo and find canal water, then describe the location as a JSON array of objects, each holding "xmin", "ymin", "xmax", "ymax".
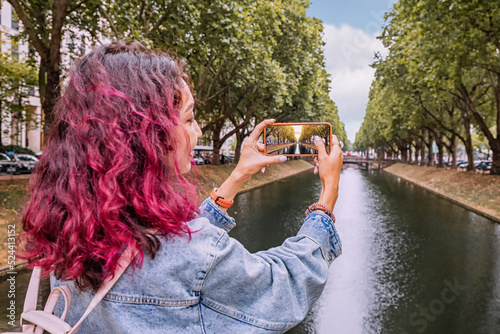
[
  {"xmin": 1, "ymin": 168, "xmax": 499, "ymax": 333},
  {"xmin": 269, "ymin": 143, "xmax": 320, "ymax": 155},
  {"xmin": 227, "ymin": 168, "xmax": 500, "ymax": 334}
]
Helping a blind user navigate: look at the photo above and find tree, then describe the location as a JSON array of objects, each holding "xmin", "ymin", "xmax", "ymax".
[
  {"xmin": 102, "ymin": 0, "xmax": 345, "ymax": 164},
  {"xmin": 7, "ymin": 0, "xmax": 102, "ymax": 142},
  {"xmin": 388, "ymin": 0, "xmax": 500, "ymax": 173},
  {"xmin": 356, "ymin": 0, "xmax": 500, "ymax": 174}
]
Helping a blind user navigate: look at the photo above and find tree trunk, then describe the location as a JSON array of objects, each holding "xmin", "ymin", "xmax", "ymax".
[
  {"xmin": 420, "ymin": 140, "xmax": 426, "ymax": 166},
  {"xmin": 492, "ymin": 147, "xmax": 500, "ymax": 175},
  {"xmin": 401, "ymin": 146, "xmax": 408, "ymax": 163},
  {"xmin": 459, "ymin": 82, "xmax": 500, "ymax": 173},
  {"xmin": 41, "ymin": 60, "xmax": 61, "ymax": 143},
  {"xmin": 234, "ymin": 130, "xmax": 245, "ymax": 163},
  {"xmin": 436, "ymin": 133, "xmax": 445, "ymax": 168},
  {"xmin": 485, "ymin": 72, "xmax": 500, "ymax": 175},
  {"xmin": 413, "ymin": 141, "xmax": 418, "ymax": 164},
  {"xmin": 459, "ymin": 106, "xmax": 475, "ymax": 171},
  {"xmin": 426, "ymin": 130, "xmax": 434, "ymax": 167},
  {"xmin": 211, "ymin": 122, "xmax": 223, "ymax": 165},
  {"xmin": 437, "ymin": 142, "xmax": 444, "ymax": 168},
  {"xmin": 463, "ymin": 133, "xmax": 474, "ymax": 172},
  {"xmin": 426, "ymin": 142, "xmax": 433, "ymax": 166},
  {"xmin": 418, "ymin": 129, "xmax": 425, "ymax": 166},
  {"xmin": 449, "ymin": 134, "xmax": 457, "ymax": 169}
]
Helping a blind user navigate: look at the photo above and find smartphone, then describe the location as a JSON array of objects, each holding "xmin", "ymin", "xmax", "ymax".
[{"xmin": 264, "ymin": 122, "xmax": 332, "ymax": 156}]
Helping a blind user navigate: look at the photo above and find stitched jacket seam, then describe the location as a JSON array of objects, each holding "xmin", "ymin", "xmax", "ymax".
[
  {"xmin": 196, "ymin": 231, "xmax": 225, "ymax": 292},
  {"xmin": 299, "ymin": 235, "xmax": 328, "ymax": 260},
  {"xmin": 200, "ymin": 297, "xmax": 297, "ymax": 331},
  {"xmin": 102, "ymin": 293, "xmax": 199, "ymax": 306}
]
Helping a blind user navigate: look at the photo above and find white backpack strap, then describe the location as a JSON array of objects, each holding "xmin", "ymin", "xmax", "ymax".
[
  {"xmin": 21, "ymin": 266, "xmax": 42, "ymax": 333},
  {"xmin": 30, "ymin": 285, "xmax": 73, "ymax": 334},
  {"xmin": 67, "ymin": 246, "xmax": 138, "ymax": 334},
  {"xmin": 19, "ymin": 284, "xmax": 73, "ymax": 334}
]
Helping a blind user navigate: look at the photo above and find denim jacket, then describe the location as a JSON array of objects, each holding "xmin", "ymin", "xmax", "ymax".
[{"xmin": 51, "ymin": 197, "xmax": 342, "ymax": 333}]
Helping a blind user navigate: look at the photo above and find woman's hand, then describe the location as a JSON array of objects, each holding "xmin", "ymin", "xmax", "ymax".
[
  {"xmin": 232, "ymin": 119, "xmax": 287, "ymax": 181},
  {"xmin": 213, "ymin": 119, "xmax": 287, "ymax": 212},
  {"xmin": 313, "ymin": 134, "xmax": 343, "ymax": 212}
]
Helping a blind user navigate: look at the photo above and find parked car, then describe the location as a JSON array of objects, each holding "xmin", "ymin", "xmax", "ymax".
[
  {"xmin": 476, "ymin": 161, "xmax": 491, "ymax": 172},
  {"xmin": 8, "ymin": 153, "xmax": 39, "ymax": 173},
  {"xmin": 0, "ymin": 153, "xmax": 18, "ymax": 173},
  {"xmin": 202, "ymin": 155, "xmax": 211, "ymax": 164},
  {"xmin": 220, "ymin": 154, "xmax": 234, "ymax": 164},
  {"xmin": 446, "ymin": 159, "xmax": 464, "ymax": 167},
  {"xmin": 193, "ymin": 155, "xmax": 205, "ymax": 165}
]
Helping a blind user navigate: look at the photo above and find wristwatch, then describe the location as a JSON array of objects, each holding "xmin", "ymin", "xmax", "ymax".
[{"xmin": 210, "ymin": 188, "xmax": 234, "ymax": 208}]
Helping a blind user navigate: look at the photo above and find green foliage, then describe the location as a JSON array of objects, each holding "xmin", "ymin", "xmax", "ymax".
[
  {"xmin": 0, "ymin": 145, "xmax": 36, "ymax": 155},
  {"xmin": 7, "ymin": 0, "xmax": 104, "ymax": 139},
  {"xmin": 266, "ymin": 125, "xmax": 296, "ymax": 144},
  {"xmin": 0, "ymin": 44, "xmax": 38, "ymax": 145},
  {"xmin": 298, "ymin": 124, "xmax": 330, "ymax": 143},
  {"xmin": 101, "ymin": 0, "xmax": 345, "ymax": 156},
  {"xmin": 8, "ymin": 0, "xmax": 346, "ymax": 159},
  {"xmin": 356, "ymin": 0, "xmax": 500, "ymax": 173}
]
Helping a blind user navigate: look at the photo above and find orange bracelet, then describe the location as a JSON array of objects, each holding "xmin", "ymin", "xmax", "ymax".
[{"xmin": 210, "ymin": 188, "xmax": 234, "ymax": 208}]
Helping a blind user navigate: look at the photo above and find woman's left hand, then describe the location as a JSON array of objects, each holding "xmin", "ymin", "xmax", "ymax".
[
  {"xmin": 233, "ymin": 119, "xmax": 287, "ymax": 181},
  {"xmin": 214, "ymin": 119, "xmax": 287, "ymax": 212}
]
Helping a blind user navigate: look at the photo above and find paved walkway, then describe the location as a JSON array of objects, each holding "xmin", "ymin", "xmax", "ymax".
[{"xmin": 0, "ymin": 173, "xmax": 31, "ymax": 181}]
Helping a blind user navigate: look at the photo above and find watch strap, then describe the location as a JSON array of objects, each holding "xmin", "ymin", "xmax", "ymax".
[{"xmin": 210, "ymin": 188, "xmax": 234, "ymax": 208}]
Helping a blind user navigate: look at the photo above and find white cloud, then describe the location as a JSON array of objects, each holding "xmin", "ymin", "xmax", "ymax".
[{"xmin": 322, "ymin": 24, "xmax": 387, "ymax": 143}]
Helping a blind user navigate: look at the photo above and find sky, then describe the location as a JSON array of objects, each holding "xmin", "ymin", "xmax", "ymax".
[{"xmin": 306, "ymin": 0, "xmax": 398, "ymax": 143}]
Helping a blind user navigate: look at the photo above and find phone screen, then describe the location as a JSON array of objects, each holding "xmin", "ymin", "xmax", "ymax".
[{"xmin": 265, "ymin": 123, "xmax": 332, "ymax": 156}]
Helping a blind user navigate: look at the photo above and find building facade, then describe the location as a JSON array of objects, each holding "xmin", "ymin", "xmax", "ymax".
[{"xmin": 1, "ymin": 1, "xmax": 42, "ymax": 152}]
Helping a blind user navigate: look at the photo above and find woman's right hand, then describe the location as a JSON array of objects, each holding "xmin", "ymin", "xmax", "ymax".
[{"xmin": 313, "ymin": 135, "xmax": 343, "ymax": 212}]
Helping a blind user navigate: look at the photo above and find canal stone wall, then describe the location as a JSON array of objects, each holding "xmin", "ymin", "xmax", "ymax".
[{"xmin": 384, "ymin": 163, "xmax": 500, "ymax": 223}]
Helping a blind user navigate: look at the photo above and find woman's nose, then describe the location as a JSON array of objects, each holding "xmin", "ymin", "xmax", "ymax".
[{"xmin": 195, "ymin": 121, "xmax": 202, "ymax": 138}]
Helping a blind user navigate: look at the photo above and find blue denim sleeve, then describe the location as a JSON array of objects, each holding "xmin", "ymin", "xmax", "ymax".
[
  {"xmin": 199, "ymin": 211, "xmax": 341, "ymax": 332},
  {"xmin": 198, "ymin": 197, "xmax": 236, "ymax": 233}
]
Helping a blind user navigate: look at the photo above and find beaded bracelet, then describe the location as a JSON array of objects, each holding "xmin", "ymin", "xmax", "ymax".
[{"xmin": 305, "ymin": 202, "xmax": 335, "ymax": 223}]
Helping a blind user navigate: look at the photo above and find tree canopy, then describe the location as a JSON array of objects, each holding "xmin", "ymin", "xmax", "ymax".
[
  {"xmin": 355, "ymin": 0, "xmax": 500, "ymax": 174},
  {"xmin": 8, "ymin": 0, "xmax": 346, "ymax": 162}
]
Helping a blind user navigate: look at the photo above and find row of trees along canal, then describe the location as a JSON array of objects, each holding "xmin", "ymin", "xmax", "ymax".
[
  {"xmin": 353, "ymin": 0, "xmax": 500, "ymax": 175},
  {"xmin": 4, "ymin": 0, "xmax": 347, "ymax": 164}
]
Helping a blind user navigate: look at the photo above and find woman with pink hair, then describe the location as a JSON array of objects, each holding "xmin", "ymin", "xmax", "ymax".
[{"xmin": 19, "ymin": 40, "xmax": 343, "ymax": 333}]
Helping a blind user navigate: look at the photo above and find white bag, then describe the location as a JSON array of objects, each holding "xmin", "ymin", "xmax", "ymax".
[{"xmin": 2, "ymin": 246, "xmax": 137, "ymax": 334}]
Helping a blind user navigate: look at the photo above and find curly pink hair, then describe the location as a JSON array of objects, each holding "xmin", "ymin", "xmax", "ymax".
[{"xmin": 19, "ymin": 40, "xmax": 199, "ymax": 292}]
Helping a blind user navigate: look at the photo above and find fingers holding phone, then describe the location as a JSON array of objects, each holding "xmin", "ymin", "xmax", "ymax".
[
  {"xmin": 313, "ymin": 134, "xmax": 343, "ymax": 211},
  {"xmin": 233, "ymin": 119, "xmax": 288, "ymax": 180},
  {"xmin": 314, "ymin": 134, "xmax": 343, "ymax": 180}
]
